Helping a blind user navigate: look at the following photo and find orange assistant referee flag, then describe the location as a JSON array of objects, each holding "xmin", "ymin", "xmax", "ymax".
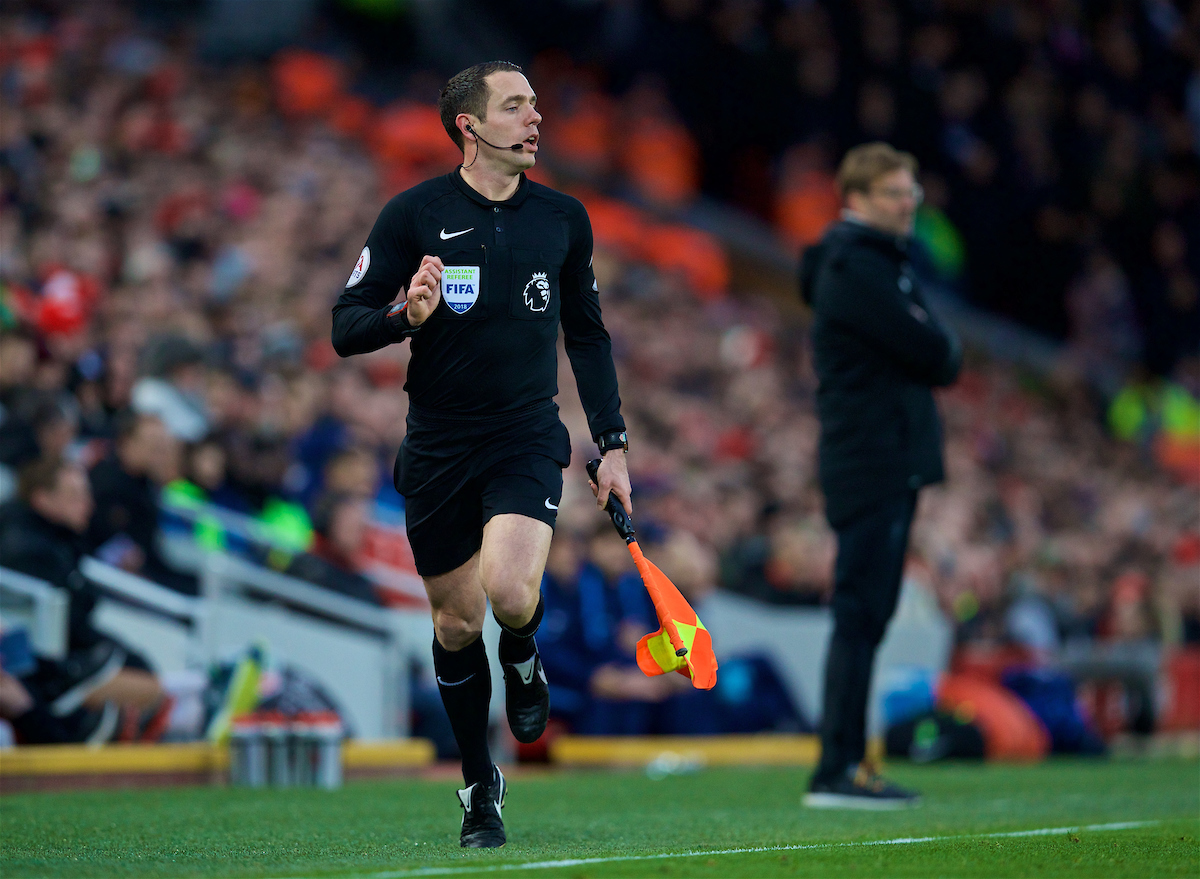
[{"xmin": 587, "ymin": 460, "xmax": 718, "ymax": 690}]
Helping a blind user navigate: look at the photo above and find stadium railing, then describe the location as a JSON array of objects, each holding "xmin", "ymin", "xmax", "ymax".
[
  {"xmin": 82, "ymin": 556, "xmax": 208, "ymax": 677},
  {"xmin": 13, "ymin": 554, "xmax": 420, "ymax": 740},
  {"xmin": 196, "ymin": 552, "xmax": 413, "ymax": 738},
  {"xmin": 0, "ymin": 566, "xmax": 69, "ymax": 659}
]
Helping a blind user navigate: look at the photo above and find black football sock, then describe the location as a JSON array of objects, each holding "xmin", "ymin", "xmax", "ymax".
[
  {"xmin": 497, "ymin": 595, "xmax": 544, "ymax": 665},
  {"xmin": 432, "ymin": 635, "xmax": 493, "ymax": 788}
]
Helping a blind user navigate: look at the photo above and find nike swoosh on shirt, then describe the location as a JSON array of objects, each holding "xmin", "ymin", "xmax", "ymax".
[
  {"xmin": 439, "ymin": 227, "xmax": 473, "ymax": 240},
  {"xmin": 544, "ymin": 498, "xmax": 559, "ymax": 510}
]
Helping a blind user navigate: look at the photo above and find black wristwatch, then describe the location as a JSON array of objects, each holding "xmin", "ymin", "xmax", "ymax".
[
  {"xmin": 596, "ymin": 429, "xmax": 628, "ymax": 454},
  {"xmin": 386, "ymin": 301, "xmax": 420, "ymax": 339}
]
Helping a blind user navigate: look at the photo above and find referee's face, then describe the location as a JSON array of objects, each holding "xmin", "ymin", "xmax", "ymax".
[{"xmin": 479, "ymin": 70, "xmax": 541, "ymax": 170}]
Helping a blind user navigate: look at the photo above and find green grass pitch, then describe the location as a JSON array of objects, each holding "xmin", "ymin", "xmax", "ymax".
[{"xmin": 2, "ymin": 759, "xmax": 1197, "ymax": 878}]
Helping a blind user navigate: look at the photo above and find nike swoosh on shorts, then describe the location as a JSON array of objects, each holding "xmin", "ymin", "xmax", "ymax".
[{"xmin": 544, "ymin": 498, "xmax": 558, "ymax": 510}]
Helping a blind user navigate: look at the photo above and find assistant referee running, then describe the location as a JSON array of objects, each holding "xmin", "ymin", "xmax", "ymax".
[{"xmin": 332, "ymin": 61, "xmax": 631, "ymax": 848}]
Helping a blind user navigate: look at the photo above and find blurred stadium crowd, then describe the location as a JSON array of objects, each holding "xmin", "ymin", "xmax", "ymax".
[
  {"xmin": 494, "ymin": 0, "xmax": 1200, "ymax": 358},
  {"xmin": 0, "ymin": 0, "xmax": 1197, "ymax": 745}
]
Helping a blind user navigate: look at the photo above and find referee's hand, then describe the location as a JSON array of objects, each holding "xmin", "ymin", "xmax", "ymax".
[
  {"xmin": 405, "ymin": 255, "xmax": 444, "ymax": 326},
  {"xmin": 590, "ymin": 451, "xmax": 633, "ymax": 516}
]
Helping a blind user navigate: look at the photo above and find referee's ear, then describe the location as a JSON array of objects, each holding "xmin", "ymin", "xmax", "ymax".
[{"xmin": 457, "ymin": 115, "xmax": 476, "ymax": 143}]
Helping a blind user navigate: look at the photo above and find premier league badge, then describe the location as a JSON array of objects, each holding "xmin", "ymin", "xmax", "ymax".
[{"xmin": 523, "ymin": 271, "xmax": 550, "ymax": 313}]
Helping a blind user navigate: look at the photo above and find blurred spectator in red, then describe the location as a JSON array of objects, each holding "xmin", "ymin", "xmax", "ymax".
[
  {"xmin": 619, "ymin": 77, "xmax": 699, "ymax": 209},
  {"xmin": 775, "ymin": 144, "xmax": 840, "ymax": 250}
]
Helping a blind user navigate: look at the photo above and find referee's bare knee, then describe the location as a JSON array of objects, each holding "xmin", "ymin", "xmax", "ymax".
[
  {"xmin": 433, "ymin": 612, "xmax": 483, "ymax": 652},
  {"xmin": 487, "ymin": 580, "xmax": 541, "ymax": 629}
]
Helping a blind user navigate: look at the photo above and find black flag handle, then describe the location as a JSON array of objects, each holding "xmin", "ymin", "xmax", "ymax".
[{"xmin": 586, "ymin": 458, "xmax": 635, "ymax": 544}]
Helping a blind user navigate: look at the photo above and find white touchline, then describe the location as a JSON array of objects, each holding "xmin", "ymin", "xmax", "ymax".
[{"xmin": 272, "ymin": 820, "xmax": 1160, "ymax": 879}]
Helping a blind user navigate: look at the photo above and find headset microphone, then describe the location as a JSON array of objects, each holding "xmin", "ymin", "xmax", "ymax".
[{"xmin": 466, "ymin": 124, "xmax": 526, "ymax": 152}]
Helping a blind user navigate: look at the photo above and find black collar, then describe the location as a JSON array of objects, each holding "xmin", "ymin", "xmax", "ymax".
[
  {"xmin": 449, "ymin": 167, "xmax": 531, "ymax": 208},
  {"xmin": 833, "ymin": 218, "xmax": 909, "ymax": 254}
]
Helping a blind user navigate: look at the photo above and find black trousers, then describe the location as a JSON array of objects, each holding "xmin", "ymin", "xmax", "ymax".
[{"xmin": 814, "ymin": 489, "xmax": 918, "ymax": 783}]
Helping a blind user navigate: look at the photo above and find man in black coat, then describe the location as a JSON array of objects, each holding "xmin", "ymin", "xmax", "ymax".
[
  {"xmin": 1, "ymin": 457, "xmax": 102, "ymax": 651},
  {"xmin": 799, "ymin": 142, "xmax": 961, "ymax": 808},
  {"xmin": 0, "ymin": 456, "xmax": 163, "ymax": 717},
  {"xmin": 87, "ymin": 410, "xmax": 197, "ymax": 595}
]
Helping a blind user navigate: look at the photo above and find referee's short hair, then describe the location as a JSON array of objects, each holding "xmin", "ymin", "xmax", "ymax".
[
  {"xmin": 836, "ymin": 142, "xmax": 918, "ymax": 199},
  {"xmin": 439, "ymin": 61, "xmax": 524, "ymax": 152}
]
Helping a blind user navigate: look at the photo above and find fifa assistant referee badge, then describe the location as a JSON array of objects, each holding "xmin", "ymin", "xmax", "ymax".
[{"xmin": 596, "ymin": 430, "xmax": 628, "ymax": 454}]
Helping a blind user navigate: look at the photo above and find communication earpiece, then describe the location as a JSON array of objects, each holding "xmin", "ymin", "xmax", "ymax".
[{"xmin": 464, "ymin": 122, "xmax": 527, "ymax": 153}]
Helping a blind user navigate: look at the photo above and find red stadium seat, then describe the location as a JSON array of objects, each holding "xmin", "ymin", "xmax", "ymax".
[{"xmin": 1161, "ymin": 647, "xmax": 1200, "ymax": 731}]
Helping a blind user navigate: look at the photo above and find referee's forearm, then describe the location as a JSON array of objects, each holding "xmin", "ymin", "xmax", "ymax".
[
  {"xmin": 331, "ymin": 304, "xmax": 395, "ymax": 357},
  {"xmin": 565, "ymin": 343, "xmax": 624, "ymax": 435}
]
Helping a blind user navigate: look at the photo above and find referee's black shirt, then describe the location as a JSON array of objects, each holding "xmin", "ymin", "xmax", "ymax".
[{"xmin": 332, "ymin": 169, "xmax": 624, "ymax": 439}]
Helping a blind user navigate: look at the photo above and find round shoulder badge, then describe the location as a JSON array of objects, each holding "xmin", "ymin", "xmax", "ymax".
[{"xmin": 346, "ymin": 246, "xmax": 370, "ymax": 287}]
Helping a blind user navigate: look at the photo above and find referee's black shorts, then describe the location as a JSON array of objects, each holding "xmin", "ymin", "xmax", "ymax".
[{"xmin": 395, "ymin": 402, "xmax": 571, "ymax": 578}]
